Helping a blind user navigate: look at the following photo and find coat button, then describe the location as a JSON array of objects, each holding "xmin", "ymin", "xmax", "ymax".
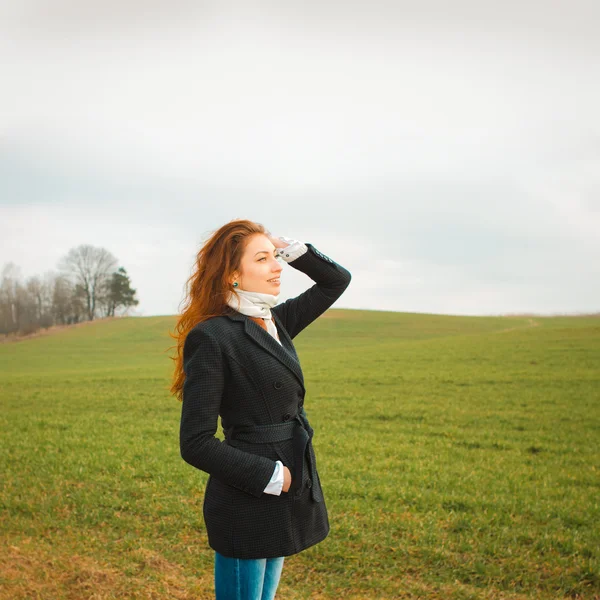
[
  {"xmin": 273, "ymin": 381, "xmax": 282, "ymax": 389},
  {"xmin": 307, "ymin": 478, "xmax": 312, "ymax": 488},
  {"xmin": 282, "ymin": 413, "xmax": 291, "ymax": 421}
]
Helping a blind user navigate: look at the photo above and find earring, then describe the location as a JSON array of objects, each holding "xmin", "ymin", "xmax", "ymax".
[{"xmin": 233, "ymin": 282, "xmax": 238, "ymax": 287}]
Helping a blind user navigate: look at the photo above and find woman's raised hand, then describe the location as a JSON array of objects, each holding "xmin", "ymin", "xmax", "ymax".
[{"xmin": 266, "ymin": 232, "xmax": 289, "ymax": 250}]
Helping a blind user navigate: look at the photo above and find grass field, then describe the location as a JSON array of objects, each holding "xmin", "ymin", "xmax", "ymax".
[{"xmin": 1, "ymin": 310, "xmax": 599, "ymax": 599}]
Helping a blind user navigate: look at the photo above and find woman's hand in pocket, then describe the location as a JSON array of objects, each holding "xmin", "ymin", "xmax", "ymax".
[{"xmin": 282, "ymin": 466, "xmax": 292, "ymax": 492}]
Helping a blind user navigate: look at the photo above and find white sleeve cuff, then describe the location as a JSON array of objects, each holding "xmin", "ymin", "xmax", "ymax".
[
  {"xmin": 263, "ymin": 460, "xmax": 285, "ymax": 495},
  {"xmin": 277, "ymin": 236, "xmax": 308, "ymax": 262}
]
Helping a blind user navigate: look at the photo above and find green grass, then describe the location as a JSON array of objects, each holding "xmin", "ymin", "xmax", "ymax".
[{"xmin": 1, "ymin": 311, "xmax": 599, "ymax": 599}]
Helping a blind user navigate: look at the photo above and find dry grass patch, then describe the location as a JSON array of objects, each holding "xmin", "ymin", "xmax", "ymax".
[{"xmin": 0, "ymin": 536, "xmax": 214, "ymax": 600}]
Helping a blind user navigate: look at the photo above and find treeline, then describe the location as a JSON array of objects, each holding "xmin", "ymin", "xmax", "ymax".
[{"xmin": 1, "ymin": 244, "xmax": 139, "ymax": 337}]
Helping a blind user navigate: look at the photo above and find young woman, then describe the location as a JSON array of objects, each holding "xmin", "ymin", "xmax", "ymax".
[{"xmin": 171, "ymin": 219, "xmax": 351, "ymax": 599}]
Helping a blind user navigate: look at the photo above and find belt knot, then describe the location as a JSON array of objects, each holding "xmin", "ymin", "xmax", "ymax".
[{"xmin": 224, "ymin": 408, "xmax": 322, "ymax": 502}]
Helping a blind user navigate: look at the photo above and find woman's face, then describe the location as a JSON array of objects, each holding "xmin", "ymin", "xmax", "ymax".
[{"xmin": 231, "ymin": 233, "xmax": 283, "ymax": 294}]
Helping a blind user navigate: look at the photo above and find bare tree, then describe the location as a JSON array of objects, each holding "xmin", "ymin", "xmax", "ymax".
[
  {"xmin": 16, "ymin": 283, "xmax": 38, "ymax": 335},
  {"xmin": 51, "ymin": 274, "xmax": 71, "ymax": 325},
  {"xmin": 25, "ymin": 274, "xmax": 55, "ymax": 328},
  {"xmin": 0, "ymin": 263, "xmax": 22, "ymax": 334},
  {"xmin": 58, "ymin": 245, "xmax": 118, "ymax": 321},
  {"xmin": 49, "ymin": 273, "xmax": 85, "ymax": 325}
]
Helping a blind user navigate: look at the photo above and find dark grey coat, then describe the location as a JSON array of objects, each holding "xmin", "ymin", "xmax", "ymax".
[{"xmin": 179, "ymin": 243, "xmax": 351, "ymax": 559}]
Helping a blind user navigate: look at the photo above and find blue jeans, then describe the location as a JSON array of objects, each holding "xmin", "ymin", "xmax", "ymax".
[{"xmin": 214, "ymin": 551, "xmax": 285, "ymax": 600}]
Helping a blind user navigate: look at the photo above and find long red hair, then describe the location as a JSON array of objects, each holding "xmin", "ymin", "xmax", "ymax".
[{"xmin": 169, "ymin": 218, "xmax": 267, "ymax": 401}]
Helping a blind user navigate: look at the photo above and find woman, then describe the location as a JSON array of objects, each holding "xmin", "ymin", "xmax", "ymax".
[{"xmin": 171, "ymin": 219, "xmax": 351, "ymax": 599}]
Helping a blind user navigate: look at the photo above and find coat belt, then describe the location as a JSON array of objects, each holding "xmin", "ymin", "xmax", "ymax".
[{"xmin": 223, "ymin": 408, "xmax": 323, "ymax": 502}]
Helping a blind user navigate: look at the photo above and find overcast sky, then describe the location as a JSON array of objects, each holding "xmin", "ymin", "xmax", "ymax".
[{"xmin": 1, "ymin": 1, "xmax": 599, "ymax": 317}]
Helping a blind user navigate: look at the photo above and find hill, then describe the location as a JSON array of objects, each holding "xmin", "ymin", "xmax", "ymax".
[{"xmin": 1, "ymin": 310, "xmax": 599, "ymax": 599}]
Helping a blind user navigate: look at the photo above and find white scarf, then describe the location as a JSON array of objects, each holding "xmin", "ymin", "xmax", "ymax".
[{"xmin": 226, "ymin": 288, "xmax": 282, "ymax": 345}]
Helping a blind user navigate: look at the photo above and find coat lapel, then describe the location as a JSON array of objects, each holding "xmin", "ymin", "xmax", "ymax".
[{"xmin": 225, "ymin": 310, "xmax": 305, "ymax": 390}]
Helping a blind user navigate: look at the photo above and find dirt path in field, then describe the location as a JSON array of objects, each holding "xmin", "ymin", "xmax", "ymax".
[
  {"xmin": 494, "ymin": 317, "xmax": 540, "ymax": 334},
  {"xmin": 0, "ymin": 317, "xmax": 120, "ymax": 344}
]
